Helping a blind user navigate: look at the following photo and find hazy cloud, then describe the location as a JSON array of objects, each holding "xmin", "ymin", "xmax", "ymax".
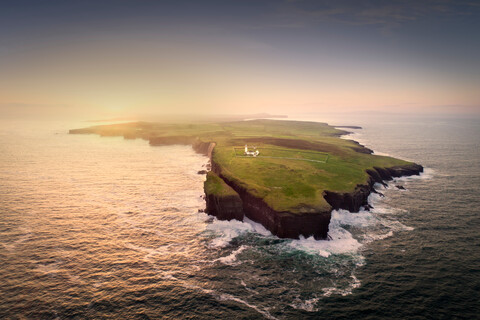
[{"xmin": 266, "ymin": 0, "xmax": 480, "ymax": 31}]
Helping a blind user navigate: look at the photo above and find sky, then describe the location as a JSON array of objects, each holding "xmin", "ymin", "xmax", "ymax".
[{"xmin": 1, "ymin": 0, "xmax": 479, "ymax": 119}]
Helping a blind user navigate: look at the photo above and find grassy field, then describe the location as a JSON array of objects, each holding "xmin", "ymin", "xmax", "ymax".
[
  {"xmin": 204, "ymin": 171, "xmax": 239, "ymax": 197},
  {"xmin": 234, "ymin": 147, "xmax": 329, "ymax": 163},
  {"xmin": 70, "ymin": 119, "xmax": 412, "ymax": 214}
]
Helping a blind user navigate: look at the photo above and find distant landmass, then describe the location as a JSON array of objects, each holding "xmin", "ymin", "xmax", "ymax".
[
  {"xmin": 70, "ymin": 119, "xmax": 422, "ymax": 239},
  {"xmin": 86, "ymin": 113, "xmax": 288, "ymax": 123},
  {"xmin": 334, "ymin": 125, "xmax": 363, "ymax": 129}
]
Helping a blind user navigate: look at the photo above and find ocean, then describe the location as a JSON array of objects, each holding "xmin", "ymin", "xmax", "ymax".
[{"xmin": 0, "ymin": 115, "xmax": 479, "ymax": 319}]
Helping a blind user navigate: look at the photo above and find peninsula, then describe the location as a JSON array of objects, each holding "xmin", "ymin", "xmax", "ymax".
[{"xmin": 69, "ymin": 120, "xmax": 422, "ymax": 239}]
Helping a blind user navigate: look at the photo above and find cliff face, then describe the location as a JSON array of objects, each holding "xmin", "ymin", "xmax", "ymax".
[
  {"xmin": 323, "ymin": 164, "xmax": 424, "ymax": 212},
  {"xmin": 228, "ymin": 181, "xmax": 330, "ymax": 239},
  {"xmin": 147, "ymin": 136, "xmax": 215, "ymax": 158},
  {"xmin": 323, "ymin": 182, "xmax": 373, "ymax": 212},
  {"xmin": 203, "ymin": 171, "xmax": 243, "ymax": 221},
  {"xmin": 205, "ymin": 193, "xmax": 244, "ymax": 221},
  {"xmin": 192, "ymin": 140, "xmax": 215, "ymax": 157},
  {"xmin": 149, "ymin": 136, "xmax": 195, "ymax": 146}
]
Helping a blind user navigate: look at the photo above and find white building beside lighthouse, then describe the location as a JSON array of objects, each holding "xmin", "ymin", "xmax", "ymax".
[{"xmin": 244, "ymin": 145, "xmax": 259, "ymax": 157}]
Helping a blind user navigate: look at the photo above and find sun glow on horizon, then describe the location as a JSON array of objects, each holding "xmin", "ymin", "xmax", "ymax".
[{"xmin": 0, "ymin": 1, "xmax": 479, "ymax": 119}]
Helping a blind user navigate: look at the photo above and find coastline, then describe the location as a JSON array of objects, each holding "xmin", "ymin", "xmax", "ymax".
[
  {"xmin": 203, "ymin": 126, "xmax": 423, "ymax": 240},
  {"xmin": 69, "ymin": 119, "xmax": 423, "ymax": 240}
]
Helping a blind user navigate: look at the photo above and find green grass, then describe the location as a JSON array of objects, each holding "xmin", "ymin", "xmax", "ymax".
[
  {"xmin": 204, "ymin": 171, "xmax": 238, "ymax": 197},
  {"xmin": 70, "ymin": 119, "xmax": 413, "ymax": 214},
  {"xmin": 234, "ymin": 146, "xmax": 329, "ymax": 163}
]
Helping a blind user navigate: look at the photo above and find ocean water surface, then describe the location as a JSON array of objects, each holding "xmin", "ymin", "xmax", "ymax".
[{"xmin": 0, "ymin": 116, "xmax": 479, "ymax": 319}]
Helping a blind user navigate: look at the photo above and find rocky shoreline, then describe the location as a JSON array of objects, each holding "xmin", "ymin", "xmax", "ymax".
[
  {"xmin": 206, "ymin": 152, "xmax": 422, "ymax": 240},
  {"xmin": 323, "ymin": 164, "xmax": 423, "ymax": 213},
  {"xmin": 144, "ymin": 135, "xmax": 423, "ymax": 240}
]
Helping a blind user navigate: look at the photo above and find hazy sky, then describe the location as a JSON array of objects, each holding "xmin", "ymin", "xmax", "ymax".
[{"xmin": 1, "ymin": 0, "xmax": 479, "ymax": 118}]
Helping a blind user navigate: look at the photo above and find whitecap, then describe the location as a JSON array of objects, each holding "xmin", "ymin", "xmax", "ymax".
[
  {"xmin": 205, "ymin": 217, "xmax": 271, "ymax": 248},
  {"xmin": 289, "ymin": 296, "xmax": 320, "ymax": 312},
  {"xmin": 240, "ymin": 279, "xmax": 260, "ymax": 295},
  {"xmin": 288, "ymin": 228, "xmax": 361, "ymax": 258},
  {"xmin": 332, "ymin": 209, "xmax": 377, "ymax": 228},
  {"xmin": 214, "ymin": 245, "xmax": 248, "ymax": 266},
  {"xmin": 216, "ymin": 292, "xmax": 278, "ymax": 320},
  {"xmin": 322, "ymin": 274, "xmax": 361, "ymax": 297}
]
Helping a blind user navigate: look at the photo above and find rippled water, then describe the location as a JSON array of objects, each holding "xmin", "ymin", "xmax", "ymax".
[{"xmin": 1, "ymin": 116, "xmax": 479, "ymax": 319}]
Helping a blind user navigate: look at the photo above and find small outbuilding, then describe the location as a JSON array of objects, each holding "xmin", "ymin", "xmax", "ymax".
[{"xmin": 244, "ymin": 145, "xmax": 259, "ymax": 157}]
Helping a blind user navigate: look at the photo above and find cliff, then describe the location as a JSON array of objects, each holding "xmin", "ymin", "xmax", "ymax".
[
  {"xmin": 207, "ymin": 150, "xmax": 422, "ymax": 240},
  {"xmin": 204, "ymin": 172, "xmax": 243, "ymax": 221},
  {"xmin": 324, "ymin": 163, "xmax": 423, "ymax": 212}
]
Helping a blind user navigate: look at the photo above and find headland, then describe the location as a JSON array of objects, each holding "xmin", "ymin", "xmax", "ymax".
[{"xmin": 69, "ymin": 119, "xmax": 423, "ymax": 240}]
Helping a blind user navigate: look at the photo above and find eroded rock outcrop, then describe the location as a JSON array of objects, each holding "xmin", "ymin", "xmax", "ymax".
[
  {"xmin": 324, "ymin": 164, "xmax": 423, "ymax": 213},
  {"xmin": 204, "ymin": 172, "xmax": 244, "ymax": 221}
]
